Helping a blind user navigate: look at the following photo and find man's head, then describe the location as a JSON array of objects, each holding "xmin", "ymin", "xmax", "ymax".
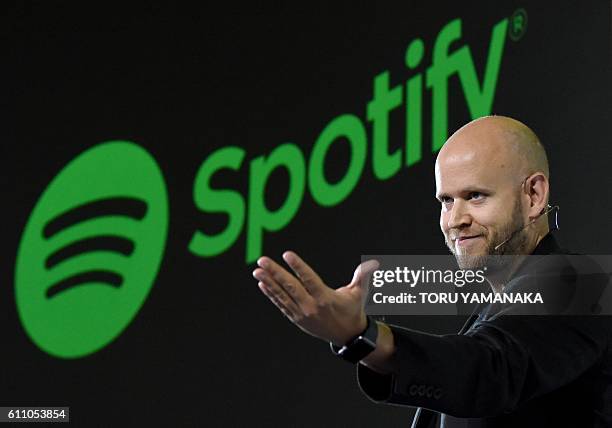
[{"xmin": 435, "ymin": 115, "xmax": 550, "ymax": 269}]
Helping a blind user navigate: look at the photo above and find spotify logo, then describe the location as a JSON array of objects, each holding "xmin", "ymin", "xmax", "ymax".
[
  {"xmin": 13, "ymin": 12, "xmax": 517, "ymax": 359},
  {"xmin": 15, "ymin": 142, "xmax": 169, "ymax": 358}
]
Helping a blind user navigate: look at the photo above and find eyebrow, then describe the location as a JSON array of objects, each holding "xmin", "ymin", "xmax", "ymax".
[{"xmin": 435, "ymin": 186, "xmax": 494, "ymax": 201}]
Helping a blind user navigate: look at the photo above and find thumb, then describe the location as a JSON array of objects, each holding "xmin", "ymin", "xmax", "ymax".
[{"xmin": 348, "ymin": 259, "xmax": 380, "ymax": 291}]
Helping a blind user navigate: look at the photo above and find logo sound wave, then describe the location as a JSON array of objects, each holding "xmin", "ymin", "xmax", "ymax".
[{"xmin": 42, "ymin": 197, "xmax": 147, "ymax": 298}]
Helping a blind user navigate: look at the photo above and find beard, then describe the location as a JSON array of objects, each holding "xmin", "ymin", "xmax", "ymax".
[{"xmin": 446, "ymin": 195, "xmax": 528, "ymax": 270}]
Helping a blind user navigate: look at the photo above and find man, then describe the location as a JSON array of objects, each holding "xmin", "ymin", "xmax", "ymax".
[{"xmin": 252, "ymin": 116, "xmax": 612, "ymax": 427}]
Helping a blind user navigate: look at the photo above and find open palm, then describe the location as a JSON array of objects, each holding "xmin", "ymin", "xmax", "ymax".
[{"xmin": 253, "ymin": 251, "xmax": 379, "ymax": 346}]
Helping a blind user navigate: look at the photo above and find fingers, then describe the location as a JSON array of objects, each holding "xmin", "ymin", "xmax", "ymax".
[
  {"xmin": 257, "ymin": 281, "xmax": 294, "ymax": 319},
  {"xmin": 282, "ymin": 251, "xmax": 326, "ymax": 298},
  {"xmin": 253, "ymin": 267, "xmax": 302, "ymax": 316},
  {"xmin": 256, "ymin": 256, "xmax": 315, "ymax": 306}
]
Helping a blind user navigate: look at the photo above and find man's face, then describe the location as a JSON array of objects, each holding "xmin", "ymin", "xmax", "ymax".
[{"xmin": 435, "ymin": 143, "xmax": 528, "ymax": 270}]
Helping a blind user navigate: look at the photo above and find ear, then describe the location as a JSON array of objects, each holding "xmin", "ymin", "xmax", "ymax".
[{"xmin": 525, "ymin": 172, "xmax": 549, "ymax": 220}]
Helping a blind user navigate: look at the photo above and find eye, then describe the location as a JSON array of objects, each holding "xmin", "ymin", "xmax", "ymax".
[
  {"xmin": 469, "ymin": 192, "xmax": 485, "ymax": 200},
  {"xmin": 439, "ymin": 196, "xmax": 453, "ymax": 205}
]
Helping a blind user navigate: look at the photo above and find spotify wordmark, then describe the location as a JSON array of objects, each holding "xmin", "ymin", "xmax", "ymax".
[{"xmin": 15, "ymin": 142, "xmax": 169, "ymax": 358}]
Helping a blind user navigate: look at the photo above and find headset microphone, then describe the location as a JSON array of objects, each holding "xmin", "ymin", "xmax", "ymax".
[{"xmin": 494, "ymin": 204, "xmax": 560, "ymax": 251}]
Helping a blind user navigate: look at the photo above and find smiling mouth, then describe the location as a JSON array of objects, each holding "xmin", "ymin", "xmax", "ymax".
[{"xmin": 454, "ymin": 235, "xmax": 482, "ymax": 245}]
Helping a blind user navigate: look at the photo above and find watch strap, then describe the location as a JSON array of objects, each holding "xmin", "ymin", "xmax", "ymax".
[{"xmin": 330, "ymin": 316, "xmax": 378, "ymax": 364}]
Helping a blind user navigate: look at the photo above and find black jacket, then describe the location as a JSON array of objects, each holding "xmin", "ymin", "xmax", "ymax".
[{"xmin": 357, "ymin": 234, "xmax": 612, "ymax": 427}]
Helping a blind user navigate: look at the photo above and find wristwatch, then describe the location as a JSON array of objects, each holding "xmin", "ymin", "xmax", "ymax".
[{"xmin": 329, "ymin": 316, "xmax": 379, "ymax": 364}]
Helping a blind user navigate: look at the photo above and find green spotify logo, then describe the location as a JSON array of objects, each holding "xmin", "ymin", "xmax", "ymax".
[{"xmin": 15, "ymin": 142, "xmax": 169, "ymax": 359}]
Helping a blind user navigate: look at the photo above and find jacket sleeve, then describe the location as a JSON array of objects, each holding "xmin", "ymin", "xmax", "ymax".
[{"xmin": 357, "ymin": 315, "xmax": 611, "ymax": 417}]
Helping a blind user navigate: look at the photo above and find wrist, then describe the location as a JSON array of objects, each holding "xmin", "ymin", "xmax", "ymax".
[
  {"xmin": 333, "ymin": 314, "xmax": 368, "ymax": 346},
  {"xmin": 329, "ymin": 315, "xmax": 378, "ymax": 364}
]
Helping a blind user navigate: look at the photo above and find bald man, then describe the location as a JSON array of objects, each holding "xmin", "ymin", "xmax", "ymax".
[
  {"xmin": 253, "ymin": 116, "xmax": 612, "ymax": 427},
  {"xmin": 437, "ymin": 116, "xmax": 549, "ymax": 272}
]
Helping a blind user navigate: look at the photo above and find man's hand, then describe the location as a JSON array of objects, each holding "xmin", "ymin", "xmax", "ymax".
[{"xmin": 252, "ymin": 251, "xmax": 379, "ymax": 346}]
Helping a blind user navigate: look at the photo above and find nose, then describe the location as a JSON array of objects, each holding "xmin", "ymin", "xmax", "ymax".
[{"xmin": 446, "ymin": 199, "xmax": 472, "ymax": 230}]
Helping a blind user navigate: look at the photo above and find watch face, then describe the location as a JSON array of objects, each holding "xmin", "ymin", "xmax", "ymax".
[{"xmin": 341, "ymin": 336, "xmax": 377, "ymax": 363}]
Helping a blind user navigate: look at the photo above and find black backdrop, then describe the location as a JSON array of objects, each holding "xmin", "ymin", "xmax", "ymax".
[{"xmin": 4, "ymin": 1, "xmax": 611, "ymax": 426}]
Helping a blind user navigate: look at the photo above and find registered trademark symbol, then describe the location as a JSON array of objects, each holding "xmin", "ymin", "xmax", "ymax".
[{"xmin": 509, "ymin": 8, "xmax": 528, "ymax": 41}]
